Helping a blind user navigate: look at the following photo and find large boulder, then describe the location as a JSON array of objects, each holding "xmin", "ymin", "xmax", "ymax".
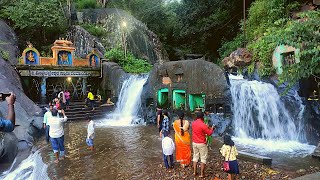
[
  {"xmin": 222, "ymin": 48, "xmax": 252, "ymax": 69},
  {"xmin": 0, "ymin": 20, "xmax": 43, "ymax": 164},
  {"xmin": 69, "ymin": 8, "xmax": 169, "ymax": 65},
  {"xmin": 142, "ymin": 59, "xmax": 231, "ymax": 124},
  {"xmin": 0, "ymin": 20, "xmax": 19, "ymax": 65}
]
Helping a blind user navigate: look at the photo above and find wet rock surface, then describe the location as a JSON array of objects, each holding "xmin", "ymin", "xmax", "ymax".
[
  {"xmin": 0, "ymin": 20, "xmax": 42, "ymax": 165},
  {"xmin": 312, "ymin": 142, "xmax": 320, "ymax": 158},
  {"xmin": 101, "ymin": 61, "xmax": 130, "ymax": 98},
  {"xmin": 66, "ymin": 25, "xmax": 106, "ymax": 59}
]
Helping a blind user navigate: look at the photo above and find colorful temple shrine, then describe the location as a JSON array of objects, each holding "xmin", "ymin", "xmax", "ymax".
[{"xmin": 16, "ymin": 39, "xmax": 102, "ymax": 103}]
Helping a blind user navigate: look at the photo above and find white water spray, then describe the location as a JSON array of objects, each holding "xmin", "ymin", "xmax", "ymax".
[
  {"xmin": 99, "ymin": 74, "xmax": 148, "ymax": 126},
  {"xmin": 1, "ymin": 150, "xmax": 49, "ymax": 180},
  {"xmin": 229, "ymin": 75, "xmax": 315, "ymax": 155}
]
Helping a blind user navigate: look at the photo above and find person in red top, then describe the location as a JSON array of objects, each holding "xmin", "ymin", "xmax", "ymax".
[{"xmin": 192, "ymin": 111, "xmax": 214, "ymax": 178}]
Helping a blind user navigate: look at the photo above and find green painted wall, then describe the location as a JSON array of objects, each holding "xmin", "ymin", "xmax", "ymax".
[
  {"xmin": 157, "ymin": 88, "xmax": 169, "ymax": 107},
  {"xmin": 172, "ymin": 89, "xmax": 186, "ymax": 109},
  {"xmin": 273, "ymin": 45, "xmax": 300, "ymax": 74},
  {"xmin": 189, "ymin": 94, "xmax": 205, "ymax": 111}
]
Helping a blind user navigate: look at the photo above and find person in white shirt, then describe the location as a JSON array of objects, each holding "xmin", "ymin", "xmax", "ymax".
[
  {"xmin": 48, "ymin": 109, "xmax": 67, "ymax": 163},
  {"xmin": 86, "ymin": 116, "xmax": 95, "ymax": 151},
  {"xmin": 161, "ymin": 130, "xmax": 175, "ymax": 169},
  {"xmin": 43, "ymin": 103, "xmax": 53, "ymax": 143}
]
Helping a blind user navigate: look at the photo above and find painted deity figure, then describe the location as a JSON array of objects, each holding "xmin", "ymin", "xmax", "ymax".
[
  {"xmin": 91, "ymin": 57, "xmax": 96, "ymax": 67},
  {"xmin": 59, "ymin": 52, "xmax": 69, "ymax": 65},
  {"xmin": 28, "ymin": 52, "xmax": 35, "ymax": 62}
]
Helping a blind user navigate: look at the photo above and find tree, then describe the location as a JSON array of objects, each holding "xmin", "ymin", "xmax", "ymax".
[
  {"xmin": 171, "ymin": 0, "xmax": 246, "ymax": 61},
  {"xmin": 1, "ymin": 0, "xmax": 68, "ymax": 53}
]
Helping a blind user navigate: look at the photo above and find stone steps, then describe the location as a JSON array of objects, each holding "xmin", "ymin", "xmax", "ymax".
[
  {"xmin": 238, "ymin": 151, "xmax": 272, "ymax": 166},
  {"xmin": 38, "ymin": 101, "xmax": 113, "ymax": 121}
]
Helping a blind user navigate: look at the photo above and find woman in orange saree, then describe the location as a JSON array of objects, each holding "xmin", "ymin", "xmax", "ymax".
[{"xmin": 173, "ymin": 111, "xmax": 191, "ymax": 167}]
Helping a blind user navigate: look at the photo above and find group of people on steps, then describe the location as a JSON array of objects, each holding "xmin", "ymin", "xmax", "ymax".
[{"xmin": 158, "ymin": 109, "xmax": 239, "ymax": 180}]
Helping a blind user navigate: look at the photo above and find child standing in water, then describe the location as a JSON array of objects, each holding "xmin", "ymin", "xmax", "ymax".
[
  {"xmin": 161, "ymin": 130, "xmax": 175, "ymax": 169},
  {"xmin": 220, "ymin": 135, "xmax": 239, "ymax": 180},
  {"xmin": 86, "ymin": 116, "xmax": 95, "ymax": 151}
]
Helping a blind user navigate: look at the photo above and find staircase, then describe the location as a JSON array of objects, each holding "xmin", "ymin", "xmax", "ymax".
[
  {"xmin": 37, "ymin": 100, "xmax": 114, "ymax": 121},
  {"xmin": 64, "ymin": 100, "xmax": 113, "ymax": 121}
]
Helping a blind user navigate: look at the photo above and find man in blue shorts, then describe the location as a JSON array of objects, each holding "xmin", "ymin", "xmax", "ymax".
[
  {"xmin": 0, "ymin": 93, "xmax": 16, "ymax": 132},
  {"xmin": 86, "ymin": 116, "xmax": 95, "ymax": 151}
]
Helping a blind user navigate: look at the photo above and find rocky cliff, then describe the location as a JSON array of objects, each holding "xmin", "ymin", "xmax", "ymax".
[
  {"xmin": 0, "ymin": 20, "xmax": 43, "ymax": 166},
  {"xmin": 68, "ymin": 8, "xmax": 169, "ymax": 64},
  {"xmin": 101, "ymin": 61, "xmax": 130, "ymax": 100}
]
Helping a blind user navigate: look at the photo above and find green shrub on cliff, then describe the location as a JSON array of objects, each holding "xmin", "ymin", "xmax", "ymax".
[
  {"xmin": 105, "ymin": 48, "xmax": 153, "ymax": 74},
  {"xmin": 218, "ymin": 0, "xmax": 299, "ymax": 61},
  {"xmin": 81, "ymin": 24, "xmax": 107, "ymax": 38},
  {"xmin": 75, "ymin": 0, "xmax": 98, "ymax": 9}
]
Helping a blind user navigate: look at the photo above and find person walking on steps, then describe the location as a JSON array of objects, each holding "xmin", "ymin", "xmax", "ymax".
[{"xmin": 87, "ymin": 89, "xmax": 95, "ymax": 111}]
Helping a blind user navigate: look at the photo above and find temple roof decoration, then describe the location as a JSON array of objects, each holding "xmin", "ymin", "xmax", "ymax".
[
  {"xmin": 53, "ymin": 38, "xmax": 74, "ymax": 47},
  {"xmin": 18, "ymin": 39, "xmax": 101, "ymax": 68}
]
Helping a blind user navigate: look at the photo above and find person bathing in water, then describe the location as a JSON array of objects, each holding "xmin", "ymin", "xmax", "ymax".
[{"xmin": 86, "ymin": 115, "xmax": 95, "ymax": 151}]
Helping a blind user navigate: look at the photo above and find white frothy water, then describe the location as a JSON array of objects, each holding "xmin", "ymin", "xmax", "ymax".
[
  {"xmin": 98, "ymin": 75, "xmax": 148, "ymax": 126},
  {"xmin": 1, "ymin": 150, "xmax": 49, "ymax": 180},
  {"xmin": 229, "ymin": 75, "xmax": 316, "ymax": 155}
]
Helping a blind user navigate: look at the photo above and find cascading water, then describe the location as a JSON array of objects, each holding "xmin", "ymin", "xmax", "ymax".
[
  {"xmin": 0, "ymin": 150, "xmax": 49, "ymax": 180},
  {"xmin": 99, "ymin": 74, "xmax": 148, "ymax": 126},
  {"xmin": 229, "ymin": 75, "xmax": 315, "ymax": 155}
]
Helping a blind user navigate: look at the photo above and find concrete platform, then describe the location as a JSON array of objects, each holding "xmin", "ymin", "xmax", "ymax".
[
  {"xmin": 292, "ymin": 172, "xmax": 320, "ymax": 180},
  {"xmin": 238, "ymin": 151, "xmax": 272, "ymax": 165}
]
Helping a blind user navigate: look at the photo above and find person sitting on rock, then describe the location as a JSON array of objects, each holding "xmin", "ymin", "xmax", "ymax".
[{"xmin": 0, "ymin": 93, "xmax": 16, "ymax": 132}]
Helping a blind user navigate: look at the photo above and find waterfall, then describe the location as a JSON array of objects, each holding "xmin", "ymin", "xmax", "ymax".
[
  {"xmin": 0, "ymin": 150, "xmax": 49, "ymax": 180},
  {"xmin": 99, "ymin": 74, "xmax": 148, "ymax": 126},
  {"xmin": 229, "ymin": 75, "xmax": 315, "ymax": 155}
]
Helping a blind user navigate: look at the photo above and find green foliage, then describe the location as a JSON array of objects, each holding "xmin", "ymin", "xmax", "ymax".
[
  {"xmin": 218, "ymin": 0, "xmax": 299, "ymax": 61},
  {"xmin": 248, "ymin": 10, "xmax": 320, "ymax": 83},
  {"xmin": 247, "ymin": 62, "xmax": 255, "ymax": 75},
  {"xmin": 278, "ymin": 11, "xmax": 320, "ymax": 86},
  {"xmin": 105, "ymin": 48, "xmax": 153, "ymax": 73},
  {"xmin": 172, "ymin": 0, "xmax": 244, "ymax": 61},
  {"xmin": 80, "ymin": 24, "xmax": 107, "ymax": 38},
  {"xmin": 218, "ymin": 34, "xmax": 244, "ymax": 61},
  {"xmin": 0, "ymin": 48, "xmax": 9, "ymax": 61},
  {"xmin": 75, "ymin": 0, "xmax": 98, "ymax": 9},
  {"xmin": 246, "ymin": 0, "xmax": 288, "ymax": 41},
  {"xmin": 0, "ymin": 0, "xmax": 68, "ymax": 52},
  {"xmin": 108, "ymin": 0, "xmax": 244, "ymax": 61}
]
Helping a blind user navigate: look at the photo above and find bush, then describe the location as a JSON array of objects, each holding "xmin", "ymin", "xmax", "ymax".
[
  {"xmin": 75, "ymin": 0, "xmax": 98, "ymax": 9},
  {"xmin": 218, "ymin": 34, "xmax": 244, "ymax": 61},
  {"xmin": 105, "ymin": 48, "xmax": 153, "ymax": 74},
  {"xmin": 248, "ymin": 10, "xmax": 320, "ymax": 83},
  {"xmin": 80, "ymin": 24, "xmax": 107, "ymax": 38}
]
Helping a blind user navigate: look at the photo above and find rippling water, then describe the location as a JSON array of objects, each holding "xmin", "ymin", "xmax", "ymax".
[
  {"xmin": 40, "ymin": 121, "xmax": 162, "ymax": 180},
  {"xmin": 2, "ymin": 121, "xmax": 320, "ymax": 179}
]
